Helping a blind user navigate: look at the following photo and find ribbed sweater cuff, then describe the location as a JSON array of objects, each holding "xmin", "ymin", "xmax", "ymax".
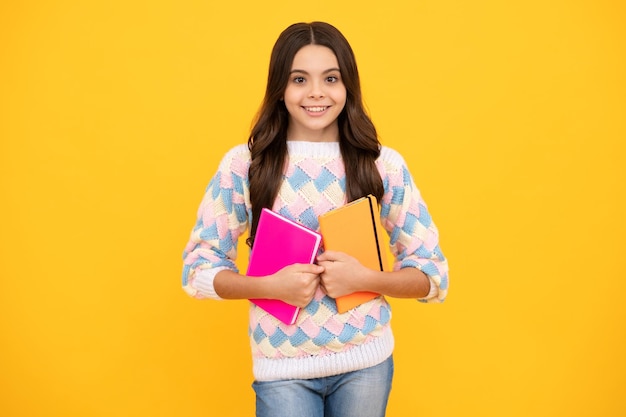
[
  {"xmin": 419, "ymin": 276, "xmax": 439, "ymax": 301},
  {"xmin": 188, "ymin": 267, "xmax": 227, "ymax": 300}
]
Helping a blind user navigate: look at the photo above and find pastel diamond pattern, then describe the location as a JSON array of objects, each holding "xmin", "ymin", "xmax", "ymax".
[
  {"xmin": 183, "ymin": 142, "xmax": 448, "ymax": 367},
  {"xmin": 249, "ymin": 299, "xmax": 392, "ymax": 359}
]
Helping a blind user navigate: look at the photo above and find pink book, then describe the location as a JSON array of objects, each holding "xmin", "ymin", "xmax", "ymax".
[{"xmin": 247, "ymin": 208, "xmax": 322, "ymax": 325}]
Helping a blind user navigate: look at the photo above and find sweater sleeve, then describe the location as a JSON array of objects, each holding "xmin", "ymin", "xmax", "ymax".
[
  {"xmin": 181, "ymin": 145, "xmax": 251, "ymax": 299},
  {"xmin": 378, "ymin": 147, "xmax": 449, "ymax": 303}
]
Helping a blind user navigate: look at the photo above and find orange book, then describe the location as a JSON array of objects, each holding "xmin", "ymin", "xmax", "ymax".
[{"xmin": 318, "ymin": 195, "xmax": 388, "ymax": 313}]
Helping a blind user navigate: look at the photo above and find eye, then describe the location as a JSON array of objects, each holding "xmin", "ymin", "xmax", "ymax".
[
  {"xmin": 326, "ymin": 75, "xmax": 340, "ymax": 83},
  {"xmin": 292, "ymin": 76, "xmax": 306, "ymax": 84}
]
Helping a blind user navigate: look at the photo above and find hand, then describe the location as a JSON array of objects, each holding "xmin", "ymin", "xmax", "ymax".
[
  {"xmin": 316, "ymin": 250, "xmax": 371, "ymax": 298},
  {"xmin": 269, "ymin": 263, "xmax": 324, "ymax": 308}
]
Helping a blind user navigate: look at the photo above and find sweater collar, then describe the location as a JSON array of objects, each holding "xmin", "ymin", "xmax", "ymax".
[{"xmin": 287, "ymin": 141, "xmax": 341, "ymax": 158}]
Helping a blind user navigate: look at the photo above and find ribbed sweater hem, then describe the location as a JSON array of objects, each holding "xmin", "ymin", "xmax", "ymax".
[{"xmin": 252, "ymin": 326, "xmax": 395, "ymax": 381}]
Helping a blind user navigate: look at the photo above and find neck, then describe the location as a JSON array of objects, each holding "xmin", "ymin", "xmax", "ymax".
[{"xmin": 286, "ymin": 124, "xmax": 340, "ymax": 143}]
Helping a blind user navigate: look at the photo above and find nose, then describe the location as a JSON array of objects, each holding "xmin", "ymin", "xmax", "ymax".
[{"xmin": 308, "ymin": 80, "xmax": 325, "ymax": 99}]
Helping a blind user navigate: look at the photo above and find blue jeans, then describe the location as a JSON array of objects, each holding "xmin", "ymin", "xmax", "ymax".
[{"xmin": 252, "ymin": 356, "xmax": 394, "ymax": 417}]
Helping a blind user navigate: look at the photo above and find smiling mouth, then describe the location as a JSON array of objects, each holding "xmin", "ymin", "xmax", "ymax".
[{"xmin": 303, "ymin": 106, "xmax": 328, "ymax": 112}]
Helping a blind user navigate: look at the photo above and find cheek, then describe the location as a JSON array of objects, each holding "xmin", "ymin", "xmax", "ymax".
[
  {"xmin": 284, "ymin": 89, "xmax": 303, "ymax": 106},
  {"xmin": 335, "ymin": 91, "xmax": 347, "ymax": 111},
  {"xmin": 335, "ymin": 87, "xmax": 347, "ymax": 105}
]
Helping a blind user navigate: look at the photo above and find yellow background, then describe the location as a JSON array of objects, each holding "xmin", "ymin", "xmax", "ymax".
[{"xmin": 1, "ymin": 0, "xmax": 624, "ymax": 416}]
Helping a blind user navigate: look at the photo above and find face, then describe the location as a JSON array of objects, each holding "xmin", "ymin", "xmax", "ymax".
[{"xmin": 283, "ymin": 44, "xmax": 347, "ymax": 142}]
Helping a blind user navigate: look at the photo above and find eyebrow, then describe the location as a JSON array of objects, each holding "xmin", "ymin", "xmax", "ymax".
[{"xmin": 289, "ymin": 68, "xmax": 341, "ymax": 75}]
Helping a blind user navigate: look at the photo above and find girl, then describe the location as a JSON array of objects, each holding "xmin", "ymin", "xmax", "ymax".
[{"xmin": 182, "ymin": 21, "xmax": 448, "ymax": 417}]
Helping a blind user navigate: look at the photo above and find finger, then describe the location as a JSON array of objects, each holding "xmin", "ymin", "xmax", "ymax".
[
  {"xmin": 318, "ymin": 280, "xmax": 327, "ymax": 294},
  {"xmin": 317, "ymin": 250, "xmax": 339, "ymax": 262},
  {"xmin": 290, "ymin": 264, "xmax": 322, "ymax": 278},
  {"xmin": 317, "ymin": 250, "xmax": 348, "ymax": 263},
  {"xmin": 300, "ymin": 263, "xmax": 324, "ymax": 274},
  {"xmin": 316, "ymin": 260, "xmax": 332, "ymax": 270}
]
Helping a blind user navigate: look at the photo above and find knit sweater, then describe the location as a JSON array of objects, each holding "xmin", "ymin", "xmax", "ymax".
[{"xmin": 182, "ymin": 141, "xmax": 448, "ymax": 381}]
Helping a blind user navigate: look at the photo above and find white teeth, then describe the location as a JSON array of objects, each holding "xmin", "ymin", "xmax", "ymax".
[{"xmin": 305, "ymin": 106, "xmax": 327, "ymax": 112}]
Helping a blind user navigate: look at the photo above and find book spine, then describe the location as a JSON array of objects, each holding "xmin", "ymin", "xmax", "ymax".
[{"xmin": 367, "ymin": 196, "xmax": 385, "ymax": 272}]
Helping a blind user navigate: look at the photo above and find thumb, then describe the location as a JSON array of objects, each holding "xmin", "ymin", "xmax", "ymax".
[{"xmin": 299, "ymin": 263, "xmax": 324, "ymax": 274}]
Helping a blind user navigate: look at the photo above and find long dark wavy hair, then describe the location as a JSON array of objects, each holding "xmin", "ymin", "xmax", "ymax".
[{"xmin": 247, "ymin": 22, "xmax": 384, "ymax": 246}]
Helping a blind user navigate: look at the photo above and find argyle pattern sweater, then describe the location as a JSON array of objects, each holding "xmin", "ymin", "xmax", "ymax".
[{"xmin": 182, "ymin": 141, "xmax": 448, "ymax": 381}]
